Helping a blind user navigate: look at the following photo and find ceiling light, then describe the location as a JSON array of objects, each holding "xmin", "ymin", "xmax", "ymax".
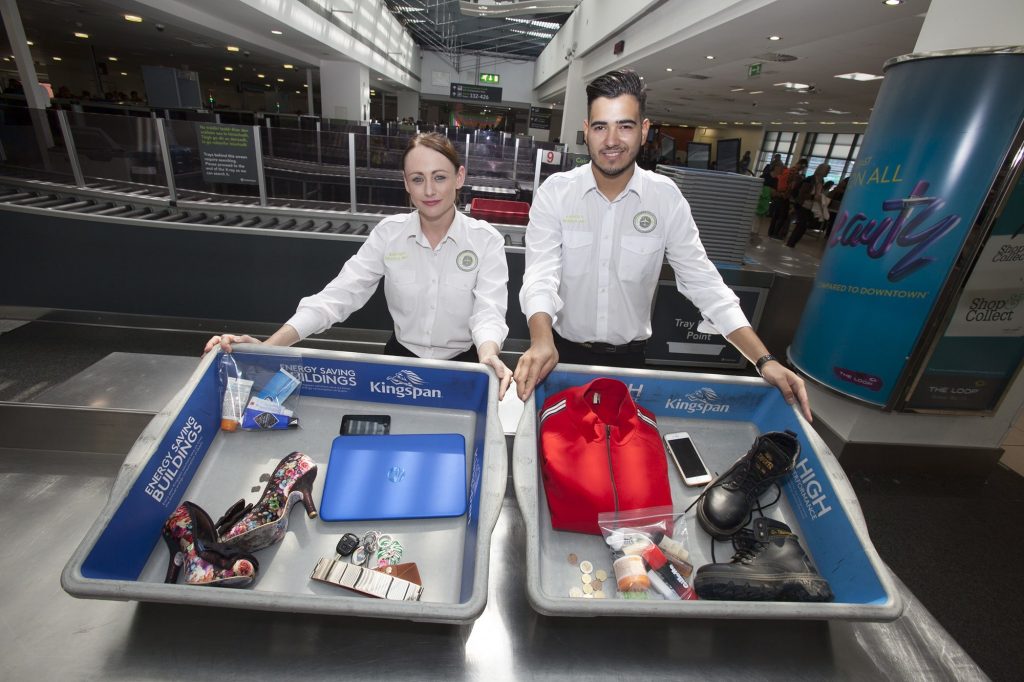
[
  {"xmin": 276, "ymin": 78, "xmax": 284, "ymax": 82},
  {"xmin": 52, "ymin": 56, "xmax": 62, "ymax": 61},
  {"xmin": 825, "ymin": 108, "xmax": 851, "ymax": 114},
  {"xmin": 730, "ymin": 87, "xmax": 744, "ymax": 92},
  {"xmin": 396, "ymin": 6, "xmax": 426, "ymax": 11},
  {"xmin": 853, "ymin": 121, "xmax": 869, "ymax": 125},
  {"xmin": 2, "ymin": 58, "xmax": 8, "ymax": 63},
  {"xmin": 774, "ymin": 81, "xmax": 810, "ymax": 90},
  {"xmin": 120, "ymin": 72, "xmax": 127, "ymax": 76},
  {"xmin": 506, "ymin": 17, "xmax": 560, "ymax": 30},
  {"xmin": 224, "ymin": 77, "xmax": 230, "ymax": 82},
  {"xmin": 748, "ymin": 90, "xmax": 763, "ymax": 95},
  {"xmin": 224, "ymin": 66, "xmax": 233, "ymax": 71},
  {"xmin": 835, "ymin": 72, "xmax": 884, "ymax": 81},
  {"xmin": 733, "ymin": 121, "xmax": 744, "ymax": 124},
  {"xmin": 283, "ymin": 64, "xmax": 294, "ymax": 69},
  {"xmin": 26, "ymin": 41, "xmax": 33, "ymax": 46},
  {"xmin": 74, "ymin": 32, "xmax": 89, "ymax": 39},
  {"xmin": 303, "ymin": 83, "xmax": 308, "ymax": 87},
  {"xmin": 124, "ymin": 14, "xmax": 143, "ymax": 23},
  {"xmin": 377, "ymin": 77, "xmax": 383, "ymax": 80},
  {"xmin": 265, "ymin": 83, "xmax": 271, "ymax": 87},
  {"xmin": 108, "ymin": 56, "xmax": 118, "ymax": 61},
  {"xmin": 718, "ymin": 121, "xmax": 728, "ymax": 125},
  {"xmin": 665, "ymin": 67, "xmax": 673, "ymax": 72},
  {"xmin": 639, "ymin": 76, "xmax": 644, "ymax": 80},
  {"xmin": 793, "ymin": 121, "xmax": 807, "ymax": 125},
  {"xmin": 227, "ymin": 46, "xmax": 240, "ymax": 52},
  {"xmin": 271, "ymin": 29, "xmax": 283, "ymax": 35},
  {"xmin": 799, "ymin": 101, "xmax": 810, "ymax": 104},
  {"xmin": 705, "ymin": 55, "xmax": 715, "ymax": 60},
  {"xmin": 295, "ymin": 90, "xmax": 301, "ymax": 94},
  {"xmin": 257, "ymin": 73, "xmax": 265, "ymax": 78},
  {"xmin": 819, "ymin": 121, "xmax": 836, "ymax": 125},
  {"xmin": 883, "ymin": 0, "xmax": 903, "ymax": 5},
  {"xmin": 750, "ymin": 121, "xmax": 762, "ymax": 125},
  {"xmin": 768, "ymin": 35, "xmax": 781, "ymax": 41},
  {"xmin": 509, "ymin": 29, "xmax": 554, "ymax": 39},
  {"xmin": 770, "ymin": 121, "xmax": 782, "ymax": 125}
]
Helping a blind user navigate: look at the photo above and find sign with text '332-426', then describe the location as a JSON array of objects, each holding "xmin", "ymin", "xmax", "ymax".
[{"xmin": 450, "ymin": 83, "xmax": 502, "ymax": 103}]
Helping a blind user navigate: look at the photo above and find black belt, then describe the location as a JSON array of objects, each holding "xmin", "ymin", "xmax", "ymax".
[{"xmin": 575, "ymin": 339, "xmax": 647, "ymax": 354}]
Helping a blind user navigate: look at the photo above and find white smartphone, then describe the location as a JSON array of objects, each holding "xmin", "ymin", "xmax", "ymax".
[{"xmin": 663, "ymin": 431, "xmax": 712, "ymax": 486}]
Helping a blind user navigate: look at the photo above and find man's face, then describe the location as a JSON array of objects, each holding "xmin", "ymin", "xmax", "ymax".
[{"xmin": 584, "ymin": 94, "xmax": 650, "ymax": 179}]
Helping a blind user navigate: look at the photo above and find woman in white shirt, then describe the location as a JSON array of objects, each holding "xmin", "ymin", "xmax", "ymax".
[{"xmin": 205, "ymin": 133, "xmax": 512, "ymax": 397}]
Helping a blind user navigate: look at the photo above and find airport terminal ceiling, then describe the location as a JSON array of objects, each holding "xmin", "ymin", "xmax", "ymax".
[{"xmin": 0, "ymin": 0, "xmax": 931, "ymax": 128}]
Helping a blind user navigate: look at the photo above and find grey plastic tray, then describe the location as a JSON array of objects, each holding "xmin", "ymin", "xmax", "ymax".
[
  {"xmin": 513, "ymin": 364, "xmax": 904, "ymax": 621},
  {"xmin": 62, "ymin": 346, "xmax": 507, "ymax": 624}
]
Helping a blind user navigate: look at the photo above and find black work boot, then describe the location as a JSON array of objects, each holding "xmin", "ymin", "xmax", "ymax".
[
  {"xmin": 693, "ymin": 518, "xmax": 833, "ymax": 602},
  {"xmin": 697, "ymin": 430, "xmax": 799, "ymax": 538}
]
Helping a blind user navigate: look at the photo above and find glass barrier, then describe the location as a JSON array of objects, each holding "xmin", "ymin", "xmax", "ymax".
[
  {"xmin": 163, "ymin": 117, "xmax": 259, "ymax": 200},
  {"xmin": 262, "ymin": 126, "xmax": 347, "ymax": 205},
  {"xmin": 64, "ymin": 109, "xmax": 168, "ymax": 189},
  {"xmin": 0, "ymin": 105, "xmax": 76, "ymax": 184}
]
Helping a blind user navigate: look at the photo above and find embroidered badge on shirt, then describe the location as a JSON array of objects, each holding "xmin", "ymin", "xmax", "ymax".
[
  {"xmin": 385, "ymin": 251, "xmax": 408, "ymax": 261},
  {"xmin": 633, "ymin": 211, "xmax": 657, "ymax": 233},
  {"xmin": 456, "ymin": 250, "xmax": 479, "ymax": 272}
]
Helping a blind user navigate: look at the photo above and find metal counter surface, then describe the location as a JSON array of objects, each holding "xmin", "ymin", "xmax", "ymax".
[{"xmin": 1, "ymin": 446, "xmax": 986, "ymax": 681}]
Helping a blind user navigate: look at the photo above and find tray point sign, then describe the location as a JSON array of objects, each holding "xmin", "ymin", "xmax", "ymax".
[{"xmin": 541, "ymin": 149, "xmax": 561, "ymax": 165}]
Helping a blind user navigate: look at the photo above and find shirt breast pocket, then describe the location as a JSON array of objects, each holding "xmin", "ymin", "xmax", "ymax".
[
  {"xmin": 384, "ymin": 266, "xmax": 418, "ymax": 318},
  {"xmin": 441, "ymin": 270, "xmax": 476, "ymax": 322},
  {"xmin": 617, "ymin": 235, "xmax": 664, "ymax": 283},
  {"xmin": 561, "ymin": 230, "xmax": 594, "ymax": 278}
]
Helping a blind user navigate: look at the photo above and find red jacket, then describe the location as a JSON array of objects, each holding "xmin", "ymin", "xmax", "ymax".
[{"xmin": 539, "ymin": 377, "xmax": 673, "ymax": 534}]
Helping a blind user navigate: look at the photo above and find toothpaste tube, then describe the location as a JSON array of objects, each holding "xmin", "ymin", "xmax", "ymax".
[
  {"xmin": 221, "ymin": 377, "xmax": 253, "ymax": 432},
  {"xmin": 256, "ymin": 368, "xmax": 301, "ymax": 404}
]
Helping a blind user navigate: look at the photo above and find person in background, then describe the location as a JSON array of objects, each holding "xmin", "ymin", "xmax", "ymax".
[
  {"xmin": 761, "ymin": 153, "xmax": 782, "ymax": 178},
  {"xmin": 768, "ymin": 157, "xmax": 807, "ymax": 239},
  {"xmin": 739, "ymin": 150, "xmax": 752, "ymax": 175},
  {"xmin": 825, "ymin": 176, "xmax": 849, "ymax": 237},
  {"xmin": 205, "ymin": 132, "xmax": 513, "ymax": 398},
  {"xmin": 786, "ymin": 163, "xmax": 831, "ymax": 248},
  {"xmin": 513, "ymin": 68, "xmax": 811, "ymax": 421}
]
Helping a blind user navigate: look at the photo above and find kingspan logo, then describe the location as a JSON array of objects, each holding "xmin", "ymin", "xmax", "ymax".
[
  {"xmin": 370, "ymin": 369, "xmax": 442, "ymax": 400},
  {"xmin": 665, "ymin": 387, "xmax": 731, "ymax": 414}
]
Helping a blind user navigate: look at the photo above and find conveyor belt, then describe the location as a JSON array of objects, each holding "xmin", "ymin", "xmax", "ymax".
[{"xmin": 0, "ymin": 178, "xmax": 528, "ymax": 246}]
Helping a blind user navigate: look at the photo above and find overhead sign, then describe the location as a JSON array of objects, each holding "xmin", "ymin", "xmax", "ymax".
[
  {"xmin": 748, "ymin": 63, "xmax": 763, "ymax": 78},
  {"xmin": 479, "ymin": 73, "xmax": 500, "ymax": 85},
  {"xmin": 529, "ymin": 106, "xmax": 552, "ymax": 130},
  {"xmin": 450, "ymin": 83, "xmax": 502, "ymax": 103}
]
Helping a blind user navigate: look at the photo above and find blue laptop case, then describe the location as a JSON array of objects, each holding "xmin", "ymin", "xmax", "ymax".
[{"xmin": 319, "ymin": 433, "xmax": 467, "ymax": 521}]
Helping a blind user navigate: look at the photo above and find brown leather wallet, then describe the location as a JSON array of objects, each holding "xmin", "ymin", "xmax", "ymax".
[{"xmin": 373, "ymin": 562, "xmax": 422, "ymax": 586}]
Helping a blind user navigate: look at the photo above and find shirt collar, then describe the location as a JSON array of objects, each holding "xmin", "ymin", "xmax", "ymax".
[
  {"xmin": 409, "ymin": 208, "xmax": 463, "ymax": 248},
  {"xmin": 583, "ymin": 162, "xmax": 645, "ymax": 202}
]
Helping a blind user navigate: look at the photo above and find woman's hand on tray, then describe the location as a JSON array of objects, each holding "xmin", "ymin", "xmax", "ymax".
[
  {"xmin": 203, "ymin": 333, "xmax": 261, "ymax": 355},
  {"xmin": 478, "ymin": 341, "xmax": 512, "ymax": 400},
  {"xmin": 760, "ymin": 361, "xmax": 812, "ymax": 423}
]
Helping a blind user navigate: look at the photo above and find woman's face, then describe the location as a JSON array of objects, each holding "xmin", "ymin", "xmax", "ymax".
[{"xmin": 403, "ymin": 145, "xmax": 465, "ymax": 223}]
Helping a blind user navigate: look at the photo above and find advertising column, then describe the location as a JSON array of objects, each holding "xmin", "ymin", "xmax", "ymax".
[{"xmin": 789, "ymin": 48, "xmax": 1024, "ymax": 407}]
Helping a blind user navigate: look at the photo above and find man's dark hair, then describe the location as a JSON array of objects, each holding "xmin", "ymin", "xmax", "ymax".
[{"xmin": 586, "ymin": 69, "xmax": 646, "ymax": 117}]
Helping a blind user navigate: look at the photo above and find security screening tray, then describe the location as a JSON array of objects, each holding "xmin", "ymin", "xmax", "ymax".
[
  {"xmin": 61, "ymin": 346, "xmax": 507, "ymax": 624},
  {"xmin": 513, "ymin": 365, "xmax": 904, "ymax": 621}
]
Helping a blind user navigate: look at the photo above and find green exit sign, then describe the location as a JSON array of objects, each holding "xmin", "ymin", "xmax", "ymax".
[
  {"xmin": 748, "ymin": 62, "xmax": 762, "ymax": 77},
  {"xmin": 479, "ymin": 73, "xmax": 500, "ymax": 85}
]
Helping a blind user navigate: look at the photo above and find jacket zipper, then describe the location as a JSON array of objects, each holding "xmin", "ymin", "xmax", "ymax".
[{"xmin": 605, "ymin": 424, "xmax": 619, "ymax": 512}]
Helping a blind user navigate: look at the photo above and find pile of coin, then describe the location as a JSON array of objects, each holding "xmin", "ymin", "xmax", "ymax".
[{"xmin": 567, "ymin": 554, "xmax": 610, "ymax": 599}]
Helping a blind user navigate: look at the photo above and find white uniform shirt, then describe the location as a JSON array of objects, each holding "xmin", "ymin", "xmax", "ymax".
[
  {"xmin": 287, "ymin": 210, "xmax": 509, "ymax": 359},
  {"xmin": 520, "ymin": 163, "xmax": 749, "ymax": 345}
]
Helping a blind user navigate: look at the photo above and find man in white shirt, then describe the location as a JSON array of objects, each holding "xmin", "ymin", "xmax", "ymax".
[{"xmin": 513, "ymin": 69, "xmax": 811, "ymax": 421}]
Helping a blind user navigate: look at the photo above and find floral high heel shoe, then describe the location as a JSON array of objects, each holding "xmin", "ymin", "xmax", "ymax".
[
  {"xmin": 215, "ymin": 451, "xmax": 318, "ymax": 553},
  {"xmin": 162, "ymin": 501, "xmax": 259, "ymax": 587}
]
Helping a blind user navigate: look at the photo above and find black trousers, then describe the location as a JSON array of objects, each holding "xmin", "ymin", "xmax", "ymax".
[
  {"xmin": 768, "ymin": 197, "xmax": 790, "ymax": 238},
  {"xmin": 786, "ymin": 205, "xmax": 817, "ymax": 247},
  {"xmin": 383, "ymin": 334, "xmax": 478, "ymax": 363},
  {"xmin": 552, "ymin": 331, "xmax": 647, "ymax": 370}
]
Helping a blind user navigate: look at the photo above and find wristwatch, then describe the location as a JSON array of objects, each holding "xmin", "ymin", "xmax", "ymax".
[{"xmin": 755, "ymin": 354, "xmax": 778, "ymax": 377}]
